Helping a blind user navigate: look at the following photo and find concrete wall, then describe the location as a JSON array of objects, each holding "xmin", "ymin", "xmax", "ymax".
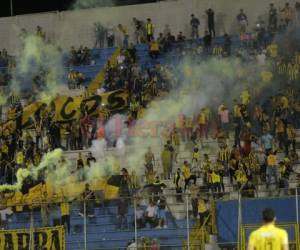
[{"xmin": 0, "ymin": 0, "xmax": 297, "ymax": 53}]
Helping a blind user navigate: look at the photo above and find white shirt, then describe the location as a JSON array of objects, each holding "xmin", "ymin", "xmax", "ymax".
[
  {"xmin": 117, "ymin": 55, "xmax": 125, "ymax": 64},
  {"xmin": 146, "ymin": 205, "xmax": 157, "ymax": 218},
  {"xmin": 0, "ymin": 208, "xmax": 13, "ymax": 221},
  {"xmin": 257, "ymin": 53, "xmax": 266, "ymax": 65}
]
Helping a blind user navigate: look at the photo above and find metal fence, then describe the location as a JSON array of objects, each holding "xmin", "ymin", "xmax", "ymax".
[{"xmin": 0, "ymin": 188, "xmax": 299, "ymax": 250}]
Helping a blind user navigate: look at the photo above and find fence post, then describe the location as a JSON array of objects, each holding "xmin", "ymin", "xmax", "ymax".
[
  {"xmin": 134, "ymin": 196, "xmax": 138, "ymax": 247},
  {"xmin": 237, "ymin": 189, "xmax": 243, "ymax": 250},
  {"xmin": 186, "ymin": 194, "xmax": 190, "ymax": 250},
  {"xmin": 29, "ymin": 208, "xmax": 34, "ymax": 250},
  {"xmin": 296, "ymin": 188, "xmax": 299, "ymax": 225},
  {"xmin": 84, "ymin": 199, "xmax": 87, "ymax": 250}
]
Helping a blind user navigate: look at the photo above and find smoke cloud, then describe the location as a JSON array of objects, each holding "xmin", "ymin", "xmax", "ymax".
[{"xmin": 10, "ymin": 33, "xmax": 66, "ymax": 104}]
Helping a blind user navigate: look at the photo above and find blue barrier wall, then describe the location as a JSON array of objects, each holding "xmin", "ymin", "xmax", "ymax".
[{"xmin": 216, "ymin": 196, "xmax": 300, "ymax": 244}]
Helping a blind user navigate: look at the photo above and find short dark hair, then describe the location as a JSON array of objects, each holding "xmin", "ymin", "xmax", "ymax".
[{"xmin": 262, "ymin": 208, "xmax": 275, "ymax": 223}]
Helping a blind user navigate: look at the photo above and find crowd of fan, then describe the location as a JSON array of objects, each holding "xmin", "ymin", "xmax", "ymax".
[{"xmin": 0, "ymin": 2, "xmax": 299, "ymax": 239}]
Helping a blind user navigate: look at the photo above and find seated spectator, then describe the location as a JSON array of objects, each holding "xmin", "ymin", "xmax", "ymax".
[
  {"xmin": 177, "ymin": 32, "xmax": 186, "ymax": 42},
  {"xmin": 197, "ymin": 196, "xmax": 209, "ymax": 227},
  {"xmin": 145, "ymin": 200, "xmax": 158, "ymax": 228},
  {"xmin": 241, "ymin": 180, "xmax": 257, "ymax": 198},
  {"xmin": 149, "ymin": 39, "xmax": 160, "ymax": 59},
  {"xmin": 203, "ymin": 30, "xmax": 212, "ymax": 53},
  {"xmin": 0, "ymin": 205, "xmax": 13, "ymax": 229},
  {"xmin": 150, "ymin": 239, "xmax": 160, "ymax": 250},
  {"xmin": 82, "ymin": 47, "xmax": 91, "ymax": 65}
]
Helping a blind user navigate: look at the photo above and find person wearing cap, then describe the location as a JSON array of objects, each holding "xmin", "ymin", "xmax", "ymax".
[
  {"xmin": 182, "ymin": 161, "xmax": 197, "ymax": 190},
  {"xmin": 248, "ymin": 208, "xmax": 288, "ymax": 250}
]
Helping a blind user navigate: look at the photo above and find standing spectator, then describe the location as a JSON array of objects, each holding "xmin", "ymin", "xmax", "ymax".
[
  {"xmin": 60, "ymin": 199, "xmax": 70, "ymax": 234},
  {"xmin": 174, "ymin": 168, "xmax": 184, "ymax": 202},
  {"xmin": 94, "ymin": 22, "xmax": 106, "ymax": 48},
  {"xmin": 133, "ymin": 17, "xmax": 145, "ymax": 43},
  {"xmin": 269, "ymin": 3, "xmax": 278, "ymax": 32},
  {"xmin": 161, "ymin": 145, "xmax": 172, "ymax": 179},
  {"xmin": 157, "ymin": 196, "xmax": 167, "ymax": 228},
  {"xmin": 236, "ymin": 9, "xmax": 248, "ymax": 33},
  {"xmin": 118, "ymin": 24, "xmax": 129, "ymax": 48},
  {"xmin": 78, "ymin": 183, "xmax": 95, "ymax": 217},
  {"xmin": 145, "ymin": 147, "xmax": 155, "ymax": 174},
  {"xmin": 107, "ymin": 24, "xmax": 115, "ymax": 47},
  {"xmin": 206, "ymin": 8, "xmax": 216, "ymax": 37},
  {"xmin": 117, "ymin": 198, "xmax": 128, "ymax": 230},
  {"xmin": 189, "ymin": 183, "xmax": 199, "ymax": 218},
  {"xmin": 285, "ymin": 123, "xmax": 296, "ymax": 155},
  {"xmin": 281, "ymin": 2, "xmax": 294, "ymax": 26},
  {"xmin": 266, "ymin": 151, "xmax": 278, "ymax": 188},
  {"xmin": 135, "ymin": 204, "xmax": 145, "ymax": 229},
  {"xmin": 190, "ymin": 14, "xmax": 200, "ymax": 39},
  {"xmin": 146, "ymin": 18, "xmax": 155, "ymax": 42},
  {"xmin": 86, "ymin": 152, "xmax": 96, "ymax": 167},
  {"xmin": 260, "ymin": 130, "xmax": 274, "ymax": 154},
  {"xmin": 182, "ymin": 161, "xmax": 197, "ymax": 190},
  {"xmin": 218, "ymin": 105, "xmax": 230, "ymax": 137}
]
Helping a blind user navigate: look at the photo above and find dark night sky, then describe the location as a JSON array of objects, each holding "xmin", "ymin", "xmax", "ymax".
[
  {"xmin": 0, "ymin": 0, "xmax": 74, "ymax": 17},
  {"xmin": 0, "ymin": 0, "xmax": 158, "ymax": 18}
]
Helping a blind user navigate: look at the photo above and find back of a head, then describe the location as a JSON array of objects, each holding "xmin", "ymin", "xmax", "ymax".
[{"xmin": 262, "ymin": 208, "xmax": 275, "ymax": 223}]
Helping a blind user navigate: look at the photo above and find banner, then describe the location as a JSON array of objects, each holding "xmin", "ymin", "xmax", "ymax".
[
  {"xmin": 0, "ymin": 226, "xmax": 65, "ymax": 250},
  {"xmin": 3, "ymin": 89, "xmax": 128, "ymax": 130}
]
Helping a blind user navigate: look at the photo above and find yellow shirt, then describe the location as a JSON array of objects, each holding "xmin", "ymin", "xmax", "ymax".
[
  {"xmin": 267, "ymin": 154, "xmax": 277, "ymax": 166},
  {"xmin": 233, "ymin": 104, "xmax": 242, "ymax": 118},
  {"xmin": 211, "ymin": 172, "xmax": 220, "ymax": 183},
  {"xmin": 197, "ymin": 199, "xmax": 207, "ymax": 213},
  {"xmin": 240, "ymin": 90, "xmax": 250, "ymax": 105},
  {"xmin": 192, "ymin": 151, "xmax": 201, "ymax": 161},
  {"xmin": 267, "ymin": 44, "xmax": 278, "ymax": 58},
  {"xmin": 60, "ymin": 202, "xmax": 70, "ymax": 216},
  {"xmin": 183, "ymin": 165, "xmax": 191, "ymax": 179},
  {"xmin": 280, "ymin": 96, "xmax": 289, "ymax": 109},
  {"xmin": 248, "ymin": 224, "xmax": 288, "ymax": 250},
  {"xmin": 198, "ymin": 112, "xmax": 207, "ymax": 124},
  {"xmin": 150, "ymin": 41, "xmax": 159, "ymax": 51},
  {"xmin": 261, "ymin": 71, "xmax": 273, "ymax": 82},
  {"xmin": 16, "ymin": 151, "xmax": 24, "ymax": 165},
  {"xmin": 185, "ymin": 117, "xmax": 193, "ymax": 128}
]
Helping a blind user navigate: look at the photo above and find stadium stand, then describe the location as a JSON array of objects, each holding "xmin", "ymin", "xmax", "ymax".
[{"xmin": 0, "ymin": 0, "xmax": 299, "ymax": 250}]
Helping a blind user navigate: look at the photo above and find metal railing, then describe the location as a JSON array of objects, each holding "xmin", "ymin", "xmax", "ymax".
[{"xmin": 0, "ymin": 188, "xmax": 299, "ymax": 249}]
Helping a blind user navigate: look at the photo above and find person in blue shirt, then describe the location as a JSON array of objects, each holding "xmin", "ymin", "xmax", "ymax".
[{"xmin": 260, "ymin": 130, "xmax": 274, "ymax": 154}]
